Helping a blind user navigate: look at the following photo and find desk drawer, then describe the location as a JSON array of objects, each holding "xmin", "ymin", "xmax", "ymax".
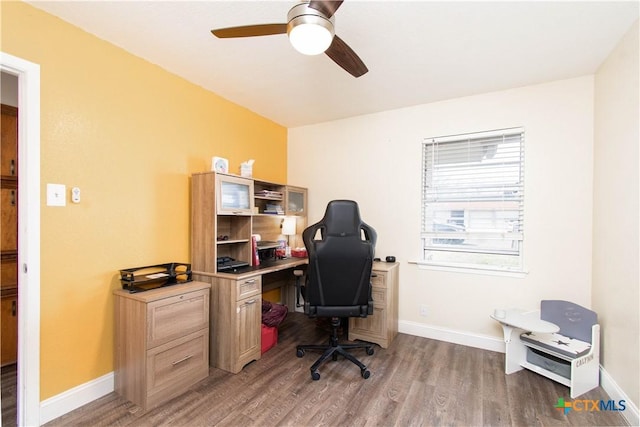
[
  {"xmin": 350, "ymin": 306, "xmax": 385, "ymax": 338},
  {"xmin": 146, "ymin": 329, "xmax": 209, "ymax": 407},
  {"xmin": 236, "ymin": 276, "xmax": 262, "ymax": 300},
  {"xmin": 147, "ymin": 289, "xmax": 209, "ymax": 348},
  {"xmin": 371, "ymin": 272, "xmax": 386, "ymax": 288},
  {"xmin": 371, "ymin": 287, "xmax": 386, "ymax": 307}
]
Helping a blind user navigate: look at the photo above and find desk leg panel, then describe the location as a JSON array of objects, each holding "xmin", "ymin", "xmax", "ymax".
[{"xmin": 504, "ymin": 329, "xmax": 527, "ymax": 374}]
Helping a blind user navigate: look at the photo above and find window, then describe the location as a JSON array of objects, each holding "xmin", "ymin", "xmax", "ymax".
[{"xmin": 421, "ymin": 127, "xmax": 525, "ymax": 272}]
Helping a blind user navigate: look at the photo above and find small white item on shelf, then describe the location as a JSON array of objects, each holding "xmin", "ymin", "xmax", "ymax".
[
  {"xmin": 240, "ymin": 159, "xmax": 254, "ymax": 177},
  {"xmin": 212, "ymin": 156, "xmax": 229, "ymax": 173}
]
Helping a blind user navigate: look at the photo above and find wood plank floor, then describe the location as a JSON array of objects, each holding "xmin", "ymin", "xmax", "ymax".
[
  {"xmin": 1, "ymin": 363, "xmax": 17, "ymax": 427},
  {"xmin": 4, "ymin": 312, "xmax": 629, "ymax": 426}
]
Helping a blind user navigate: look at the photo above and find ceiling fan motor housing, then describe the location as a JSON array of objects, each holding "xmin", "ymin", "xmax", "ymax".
[{"xmin": 287, "ymin": 2, "xmax": 336, "ymax": 55}]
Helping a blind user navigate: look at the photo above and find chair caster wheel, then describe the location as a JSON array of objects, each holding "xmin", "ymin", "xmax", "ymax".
[
  {"xmin": 311, "ymin": 371, "xmax": 320, "ymax": 381},
  {"xmin": 361, "ymin": 369, "xmax": 371, "ymax": 379},
  {"xmin": 366, "ymin": 347, "xmax": 374, "ymax": 356},
  {"xmin": 296, "ymin": 348, "xmax": 305, "ymax": 358}
]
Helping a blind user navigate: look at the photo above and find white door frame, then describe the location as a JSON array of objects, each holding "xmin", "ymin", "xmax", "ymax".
[{"xmin": 1, "ymin": 52, "xmax": 41, "ymax": 427}]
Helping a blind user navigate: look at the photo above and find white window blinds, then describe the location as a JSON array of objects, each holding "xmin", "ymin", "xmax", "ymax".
[{"xmin": 421, "ymin": 127, "xmax": 525, "ymax": 271}]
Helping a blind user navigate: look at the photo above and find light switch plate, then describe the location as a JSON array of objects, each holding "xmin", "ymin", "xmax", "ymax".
[{"xmin": 47, "ymin": 183, "xmax": 66, "ymax": 206}]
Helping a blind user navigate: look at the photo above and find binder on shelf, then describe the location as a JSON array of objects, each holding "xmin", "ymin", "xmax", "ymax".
[{"xmin": 252, "ymin": 235, "xmax": 260, "ymax": 266}]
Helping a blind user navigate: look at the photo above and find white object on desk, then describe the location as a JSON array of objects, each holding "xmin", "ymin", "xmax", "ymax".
[
  {"xmin": 491, "ymin": 308, "xmax": 559, "ymax": 374},
  {"xmin": 493, "ymin": 308, "xmax": 506, "ymax": 319}
]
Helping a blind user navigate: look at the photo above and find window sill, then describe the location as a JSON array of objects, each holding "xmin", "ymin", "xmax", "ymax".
[{"xmin": 409, "ymin": 260, "xmax": 529, "ymax": 278}]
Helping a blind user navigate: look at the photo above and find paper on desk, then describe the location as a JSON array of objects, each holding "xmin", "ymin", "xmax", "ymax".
[{"xmin": 146, "ymin": 273, "xmax": 169, "ymax": 279}]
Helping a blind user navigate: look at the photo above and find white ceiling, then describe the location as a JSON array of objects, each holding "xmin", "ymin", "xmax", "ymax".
[{"xmin": 28, "ymin": 1, "xmax": 638, "ymax": 128}]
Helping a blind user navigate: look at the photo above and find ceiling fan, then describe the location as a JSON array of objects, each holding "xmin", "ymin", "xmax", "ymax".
[{"xmin": 211, "ymin": 0, "xmax": 368, "ymax": 78}]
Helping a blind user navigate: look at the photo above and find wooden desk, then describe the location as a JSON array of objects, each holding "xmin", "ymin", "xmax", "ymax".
[
  {"xmin": 491, "ymin": 308, "xmax": 559, "ymax": 374},
  {"xmin": 194, "ymin": 258, "xmax": 307, "ymax": 373}
]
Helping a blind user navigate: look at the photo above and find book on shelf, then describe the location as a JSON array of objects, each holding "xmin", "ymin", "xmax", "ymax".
[
  {"xmin": 255, "ymin": 190, "xmax": 283, "ymax": 199},
  {"xmin": 263, "ymin": 203, "xmax": 284, "ymax": 214}
]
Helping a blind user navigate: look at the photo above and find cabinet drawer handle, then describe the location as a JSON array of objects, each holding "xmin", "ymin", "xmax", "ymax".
[
  {"xmin": 245, "ymin": 299, "xmax": 257, "ymax": 305},
  {"xmin": 10, "ymin": 190, "xmax": 16, "ymax": 206},
  {"xmin": 12, "ymin": 300, "xmax": 16, "ymax": 316},
  {"xmin": 10, "ymin": 159, "xmax": 15, "ymax": 176},
  {"xmin": 171, "ymin": 354, "xmax": 193, "ymax": 366},
  {"xmin": 244, "ymin": 279, "xmax": 256, "ymax": 285}
]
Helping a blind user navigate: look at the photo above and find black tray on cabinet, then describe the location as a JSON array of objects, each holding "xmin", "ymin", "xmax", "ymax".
[{"xmin": 119, "ymin": 262, "xmax": 192, "ymax": 293}]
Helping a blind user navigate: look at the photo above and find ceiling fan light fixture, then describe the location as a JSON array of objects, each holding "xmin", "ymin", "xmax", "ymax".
[
  {"xmin": 287, "ymin": 3, "xmax": 335, "ymax": 56},
  {"xmin": 211, "ymin": 1, "xmax": 367, "ymax": 77},
  {"xmin": 289, "ymin": 21, "xmax": 333, "ymax": 55}
]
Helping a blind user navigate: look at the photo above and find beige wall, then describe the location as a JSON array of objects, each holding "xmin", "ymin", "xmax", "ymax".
[
  {"xmin": 289, "ymin": 76, "xmax": 595, "ymax": 335},
  {"xmin": 593, "ymin": 20, "xmax": 639, "ymax": 407},
  {"xmin": 2, "ymin": 1, "xmax": 287, "ymax": 399},
  {"xmin": 289, "ymin": 25, "xmax": 639, "ymax": 409}
]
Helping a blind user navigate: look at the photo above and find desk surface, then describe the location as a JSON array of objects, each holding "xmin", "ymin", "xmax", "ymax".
[
  {"xmin": 194, "ymin": 257, "xmax": 308, "ymax": 280},
  {"xmin": 491, "ymin": 308, "xmax": 559, "ymax": 333}
]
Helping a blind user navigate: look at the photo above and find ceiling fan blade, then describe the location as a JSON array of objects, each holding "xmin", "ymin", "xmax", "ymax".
[
  {"xmin": 325, "ymin": 35, "xmax": 368, "ymax": 78},
  {"xmin": 211, "ymin": 24, "xmax": 287, "ymax": 39},
  {"xmin": 308, "ymin": 0, "xmax": 344, "ymax": 18}
]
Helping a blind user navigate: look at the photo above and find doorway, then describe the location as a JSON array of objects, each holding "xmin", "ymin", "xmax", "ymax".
[
  {"xmin": 1, "ymin": 76, "xmax": 19, "ymax": 426},
  {"xmin": 0, "ymin": 52, "xmax": 41, "ymax": 427}
]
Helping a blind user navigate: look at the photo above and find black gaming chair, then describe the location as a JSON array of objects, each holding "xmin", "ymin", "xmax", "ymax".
[{"xmin": 296, "ymin": 200, "xmax": 377, "ymax": 380}]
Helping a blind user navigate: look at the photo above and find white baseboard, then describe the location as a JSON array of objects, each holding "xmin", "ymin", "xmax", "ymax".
[
  {"xmin": 399, "ymin": 319, "xmax": 638, "ymax": 426},
  {"xmin": 39, "ymin": 372, "xmax": 114, "ymax": 425},
  {"xmin": 600, "ymin": 366, "xmax": 639, "ymax": 426},
  {"xmin": 399, "ymin": 319, "xmax": 505, "ymax": 353}
]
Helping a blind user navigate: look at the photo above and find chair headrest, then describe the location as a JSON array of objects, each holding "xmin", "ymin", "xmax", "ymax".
[{"xmin": 321, "ymin": 200, "xmax": 363, "ymax": 237}]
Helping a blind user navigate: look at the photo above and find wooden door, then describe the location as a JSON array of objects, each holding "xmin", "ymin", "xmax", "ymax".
[
  {"xmin": 235, "ymin": 296, "xmax": 261, "ymax": 369},
  {"xmin": 1, "ymin": 104, "xmax": 18, "ymax": 366}
]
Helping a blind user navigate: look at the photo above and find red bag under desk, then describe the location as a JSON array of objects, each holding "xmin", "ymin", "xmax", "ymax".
[{"xmin": 261, "ymin": 324, "xmax": 278, "ymax": 354}]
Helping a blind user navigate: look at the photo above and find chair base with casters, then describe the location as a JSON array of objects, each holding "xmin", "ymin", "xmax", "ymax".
[{"xmin": 296, "ymin": 317, "xmax": 374, "ymax": 380}]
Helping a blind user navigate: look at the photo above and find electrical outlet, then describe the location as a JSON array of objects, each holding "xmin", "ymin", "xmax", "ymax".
[{"xmin": 420, "ymin": 304, "xmax": 428, "ymax": 317}]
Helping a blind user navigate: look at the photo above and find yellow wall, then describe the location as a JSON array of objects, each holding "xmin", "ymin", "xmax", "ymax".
[{"xmin": 2, "ymin": 1, "xmax": 287, "ymax": 399}]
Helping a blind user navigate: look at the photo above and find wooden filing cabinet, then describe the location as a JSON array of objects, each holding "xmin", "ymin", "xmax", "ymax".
[
  {"xmin": 114, "ymin": 281, "xmax": 210, "ymax": 412},
  {"xmin": 349, "ymin": 262, "xmax": 399, "ymax": 348},
  {"xmin": 197, "ymin": 273, "xmax": 262, "ymax": 374}
]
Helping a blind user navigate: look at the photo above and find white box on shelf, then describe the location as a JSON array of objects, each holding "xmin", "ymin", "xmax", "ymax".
[{"xmin": 240, "ymin": 159, "xmax": 254, "ymax": 177}]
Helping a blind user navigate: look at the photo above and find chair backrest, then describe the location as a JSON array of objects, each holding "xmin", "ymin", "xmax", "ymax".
[
  {"xmin": 540, "ymin": 300, "xmax": 597, "ymax": 343},
  {"xmin": 303, "ymin": 200, "xmax": 377, "ymax": 318}
]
